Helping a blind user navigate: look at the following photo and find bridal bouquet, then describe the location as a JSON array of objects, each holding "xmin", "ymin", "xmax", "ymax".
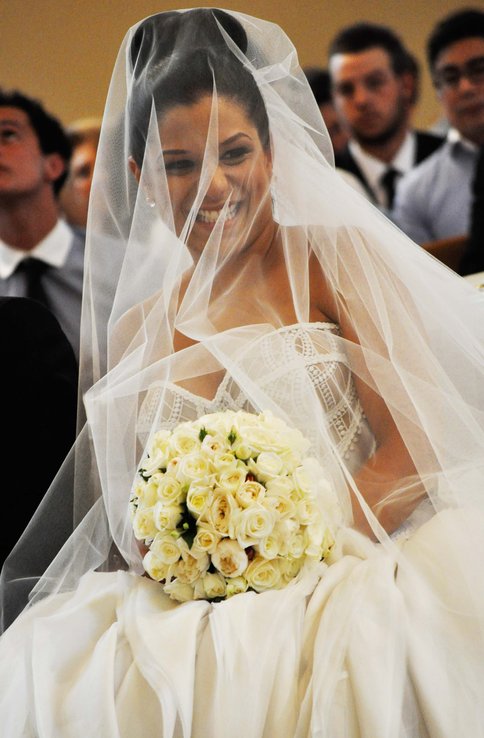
[{"xmin": 130, "ymin": 410, "xmax": 342, "ymax": 602}]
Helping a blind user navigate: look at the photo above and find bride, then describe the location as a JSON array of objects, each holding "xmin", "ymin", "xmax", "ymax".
[{"xmin": 1, "ymin": 8, "xmax": 484, "ymax": 737}]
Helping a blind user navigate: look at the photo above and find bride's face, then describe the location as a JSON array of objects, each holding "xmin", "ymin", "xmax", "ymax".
[{"xmin": 157, "ymin": 95, "xmax": 274, "ymax": 254}]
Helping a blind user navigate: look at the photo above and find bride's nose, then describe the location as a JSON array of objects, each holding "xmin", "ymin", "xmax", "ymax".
[{"xmin": 205, "ymin": 164, "xmax": 231, "ymax": 201}]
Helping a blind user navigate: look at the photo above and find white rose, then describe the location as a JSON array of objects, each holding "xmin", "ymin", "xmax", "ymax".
[
  {"xmin": 231, "ymin": 505, "xmax": 276, "ymax": 548},
  {"xmin": 153, "ymin": 502, "xmax": 183, "ymax": 532},
  {"xmin": 142, "ymin": 550, "xmax": 171, "ymax": 581},
  {"xmin": 287, "ymin": 531, "xmax": 306, "ymax": 558},
  {"xmin": 132, "ymin": 507, "xmax": 157, "ymax": 541},
  {"xmin": 150, "ymin": 533, "xmax": 182, "ymax": 565},
  {"xmin": 256, "ymin": 532, "xmax": 281, "ymax": 559},
  {"xmin": 226, "ymin": 576, "xmax": 249, "ymax": 598},
  {"xmin": 280, "ymin": 556, "xmax": 303, "ymax": 584},
  {"xmin": 201, "ymin": 572, "xmax": 227, "ymax": 599},
  {"xmin": 292, "ymin": 466, "xmax": 314, "ymax": 498},
  {"xmin": 265, "ymin": 476, "xmax": 294, "ymax": 497},
  {"xmin": 296, "ymin": 497, "xmax": 320, "ymax": 526},
  {"xmin": 174, "ymin": 552, "xmax": 209, "ymax": 584},
  {"xmin": 201, "ymin": 435, "xmax": 231, "ymax": 456},
  {"xmin": 304, "ymin": 523, "xmax": 325, "ymax": 558},
  {"xmin": 192, "ymin": 524, "xmax": 221, "ymax": 555},
  {"xmin": 212, "ymin": 539, "xmax": 248, "ymax": 578},
  {"xmin": 171, "ymin": 427, "xmax": 201, "ymax": 456},
  {"xmin": 235, "ymin": 481, "xmax": 266, "ymax": 508},
  {"xmin": 176, "ymin": 453, "xmax": 212, "ymax": 484},
  {"xmin": 164, "ymin": 580, "xmax": 195, "ymax": 602},
  {"xmin": 186, "ymin": 485, "xmax": 212, "ymax": 517},
  {"xmin": 217, "ymin": 467, "xmax": 247, "ymax": 493},
  {"xmin": 273, "ymin": 519, "xmax": 299, "ymax": 556},
  {"xmin": 140, "ymin": 449, "xmax": 168, "ymax": 477},
  {"xmin": 131, "ymin": 480, "xmax": 157, "ymax": 511},
  {"xmin": 262, "ymin": 493, "xmax": 296, "ymax": 519},
  {"xmin": 245, "ymin": 556, "xmax": 282, "ymax": 592},
  {"xmin": 153, "ymin": 475, "xmax": 183, "ymax": 505},
  {"xmin": 247, "ymin": 451, "xmax": 284, "ymax": 481},
  {"xmin": 207, "ymin": 492, "xmax": 237, "ymax": 535}
]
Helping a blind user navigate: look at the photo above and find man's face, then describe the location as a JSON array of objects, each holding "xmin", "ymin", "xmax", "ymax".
[
  {"xmin": 433, "ymin": 37, "xmax": 484, "ymax": 146},
  {"xmin": 0, "ymin": 107, "xmax": 61, "ymax": 201},
  {"xmin": 329, "ymin": 47, "xmax": 411, "ymax": 147}
]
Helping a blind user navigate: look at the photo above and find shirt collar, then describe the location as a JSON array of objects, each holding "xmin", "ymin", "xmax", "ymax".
[
  {"xmin": 447, "ymin": 127, "xmax": 479, "ymax": 153},
  {"xmin": 349, "ymin": 131, "xmax": 416, "ymax": 205},
  {"xmin": 0, "ymin": 219, "xmax": 72, "ymax": 279}
]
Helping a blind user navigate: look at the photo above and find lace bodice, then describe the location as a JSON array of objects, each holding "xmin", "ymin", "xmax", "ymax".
[{"xmin": 138, "ymin": 323, "xmax": 375, "ymax": 475}]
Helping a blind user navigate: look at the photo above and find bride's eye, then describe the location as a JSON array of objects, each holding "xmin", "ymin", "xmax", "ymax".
[
  {"xmin": 220, "ymin": 146, "xmax": 251, "ymax": 165},
  {"xmin": 164, "ymin": 158, "xmax": 195, "ymax": 174}
]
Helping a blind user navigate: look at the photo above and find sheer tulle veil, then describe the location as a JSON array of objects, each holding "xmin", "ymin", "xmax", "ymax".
[{"xmin": 1, "ymin": 7, "xmax": 484, "ymax": 674}]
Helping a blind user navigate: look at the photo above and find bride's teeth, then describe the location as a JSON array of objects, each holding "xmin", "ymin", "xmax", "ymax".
[{"xmin": 197, "ymin": 203, "xmax": 238, "ymax": 223}]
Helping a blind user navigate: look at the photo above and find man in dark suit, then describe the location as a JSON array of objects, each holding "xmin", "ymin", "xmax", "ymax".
[
  {"xmin": 0, "ymin": 90, "xmax": 85, "ymax": 359},
  {"xmin": 0, "ymin": 297, "xmax": 78, "ymax": 568},
  {"xmin": 328, "ymin": 23, "xmax": 443, "ymax": 209}
]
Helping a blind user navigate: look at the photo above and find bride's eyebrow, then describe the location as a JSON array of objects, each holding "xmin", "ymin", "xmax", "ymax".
[{"xmin": 221, "ymin": 133, "xmax": 252, "ymax": 146}]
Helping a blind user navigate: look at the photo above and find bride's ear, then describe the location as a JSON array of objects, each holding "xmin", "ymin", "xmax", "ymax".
[{"xmin": 128, "ymin": 155, "xmax": 142, "ymax": 183}]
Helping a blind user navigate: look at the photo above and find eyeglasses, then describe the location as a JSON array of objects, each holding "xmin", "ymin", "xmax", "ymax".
[{"xmin": 433, "ymin": 56, "xmax": 484, "ymax": 91}]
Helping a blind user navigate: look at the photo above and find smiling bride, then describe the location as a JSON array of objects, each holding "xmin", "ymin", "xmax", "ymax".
[{"xmin": 1, "ymin": 9, "xmax": 484, "ymax": 738}]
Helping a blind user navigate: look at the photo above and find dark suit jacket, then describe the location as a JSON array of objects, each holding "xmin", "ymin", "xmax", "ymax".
[
  {"xmin": 335, "ymin": 131, "xmax": 444, "ymax": 204},
  {"xmin": 0, "ymin": 297, "xmax": 78, "ymax": 567}
]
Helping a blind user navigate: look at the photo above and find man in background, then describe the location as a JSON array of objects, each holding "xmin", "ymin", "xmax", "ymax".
[
  {"xmin": 0, "ymin": 89, "xmax": 84, "ymax": 359},
  {"xmin": 328, "ymin": 23, "xmax": 443, "ymax": 210},
  {"xmin": 394, "ymin": 9, "xmax": 484, "ymax": 250},
  {"xmin": 59, "ymin": 117, "xmax": 101, "ymax": 229},
  {"xmin": 304, "ymin": 67, "xmax": 350, "ymax": 157}
]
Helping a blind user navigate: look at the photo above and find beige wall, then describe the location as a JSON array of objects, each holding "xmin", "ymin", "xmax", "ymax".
[{"xmin": 0, "ymin": 1, "xmax": 472, "ymax": 130}]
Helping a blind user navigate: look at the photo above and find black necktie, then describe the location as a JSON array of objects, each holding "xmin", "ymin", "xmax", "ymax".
[
  {"xmin": 16, "ymin": 257, "xmax": 51, "ymax": 308},
  {"xmin": 380, "ymin": 167, "xmax": 399, "ymax": 209}
]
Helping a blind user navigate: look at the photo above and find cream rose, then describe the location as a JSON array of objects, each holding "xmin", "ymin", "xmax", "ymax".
[
  {"xmin": 150, "ymin": 533, "xmax": 183, "ymax": 565},
  {"xmin": 207, "ymin": 492, "xmax": 236, "ymax": 535},
  {"xmin": 153, "ymin": 475, "xmax": 183, "ymax": 505},
  {"xmin": 186, "ymin": 485, "xmax": 212, "ymax": 517},
  {"xmin": 175, "ymin": 552, "xmax": 209, "ymax": 584},
  {"xmin": 192, "ymin": 525, "xmax": 221, "ymax": 555},
  {"xmin": 164, "ymin": 580, "xmax": 195, "ymax": 602},
  {"xmin": 201, "ymin": 572, "xmax": 227, "ymax": 599},
  {"xmin": 245, "ymin": 556, "xmax": 282, "ymax": 592},
  {"xmin": 247, "ymin": 451, "xmax": 284, "ymax": 481},
  {"xmin": 225, "ymin": 576, "xmax": 249, "ymax": 597},
  {"xmin": 171, "ymin": 426, "xmax": 201, "ymax": 456},
  {"xmin": 217, "ymin": 467, "xmax": 247, "ymax": 493},
  {"xmin": 231, "ymin": 505, "xmax": 276, "ymax": 547},
  {"xmin": 257, "ymin": 532, "xmax": 281, "ymax": 559},
  {"xmin": 153, "ymin": 502, "xmax": 182, "ymax": 532},
  {"xmin": 142, "ymin": 550, "xmax": 171, "ymax": 582},
  {"xmin": 235, "ymin": 480, "xmax": 266, "ymax": 508},
  {"xmin": 176, "ymin": 452, "xmax": 212, "ymax": 484},
  {"xmin": 212, "ymin": 539, "xmax": 248, "ymax": 578},
  {"xmin": 132, "ymin": 507, "xmax": 158, "ymax": 541},
  {"xmin": 262, "ymin": 493, "xmax": 296, "ymax": 519}
]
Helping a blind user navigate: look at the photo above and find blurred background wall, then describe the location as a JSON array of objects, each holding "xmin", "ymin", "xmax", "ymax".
[{"xmin": 0, "ymin": 0, "xmax": 472, "ymax": 129}]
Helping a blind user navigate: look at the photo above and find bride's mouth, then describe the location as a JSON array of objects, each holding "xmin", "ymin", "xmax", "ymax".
[{"xmin": 196, "ymin": 201, "xmax": 241, "ymax": 225}]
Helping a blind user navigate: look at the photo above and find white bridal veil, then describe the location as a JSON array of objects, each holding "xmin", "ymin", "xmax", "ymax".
[{"xmin": 1, "ymin": 7, "xmax": 484, "ymax": 733}]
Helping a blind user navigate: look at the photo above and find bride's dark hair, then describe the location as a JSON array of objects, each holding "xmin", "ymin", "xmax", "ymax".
[{"xmin": 128, "ymin": 8, "xmax": 270, "ymax": 166}]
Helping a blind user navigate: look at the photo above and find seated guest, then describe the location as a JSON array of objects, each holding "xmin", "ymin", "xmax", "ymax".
[
  {"xmin": 0, "ymin": 90, "xmax": 85, "ymax": 359},
  {"xmin": 303, "ymin": 67, "xmax": 349, "ymax": 156},
  {"xmin": 328, "ymin": 23, "xmax": 443, "ymax": 209},
  {"xmin": 59, "ymin": 118, "xmax": 101, "ymax": 229},
  {"xmin": 0, "ymin": 297, "xmax": 77, "ymax": 567},
  {"xmin": 393, "ymin": 9, "xmax": 484, "ymax": 245}
]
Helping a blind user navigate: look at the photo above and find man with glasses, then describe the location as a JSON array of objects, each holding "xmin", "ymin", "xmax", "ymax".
[
  {"xmin": 328, "ymin": 23, "xmax": 443, "ymax": 210},
  {"xmin": 394, "ymin": 9, "xmax": 484, "ymax": 248}
]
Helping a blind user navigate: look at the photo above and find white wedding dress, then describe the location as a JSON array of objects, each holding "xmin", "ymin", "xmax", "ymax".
[{"xmin": 1, "ymin": 324, "xmax": 482, "ymax": 738}]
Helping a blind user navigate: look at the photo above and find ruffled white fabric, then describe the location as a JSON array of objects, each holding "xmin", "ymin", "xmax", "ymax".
[{"xmin": 2, "ymin": 509, "xmax": 483, "ymax": 737}]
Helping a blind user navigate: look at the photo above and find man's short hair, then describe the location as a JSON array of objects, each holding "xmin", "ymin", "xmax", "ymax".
[
  {"xmin": 328, "ymin": 22, "xmax": 412, "ymax": 77},
  {"xmin": 0, "ymin": 89, "xmax": 72, "ymax": 194},
  {"xmin": 303, "ymin": 68, "xmax": 332, "ymax": 107},
  {"xmin": 427, "ymin": 8, "xmax": 484, "ymax": 71}
]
